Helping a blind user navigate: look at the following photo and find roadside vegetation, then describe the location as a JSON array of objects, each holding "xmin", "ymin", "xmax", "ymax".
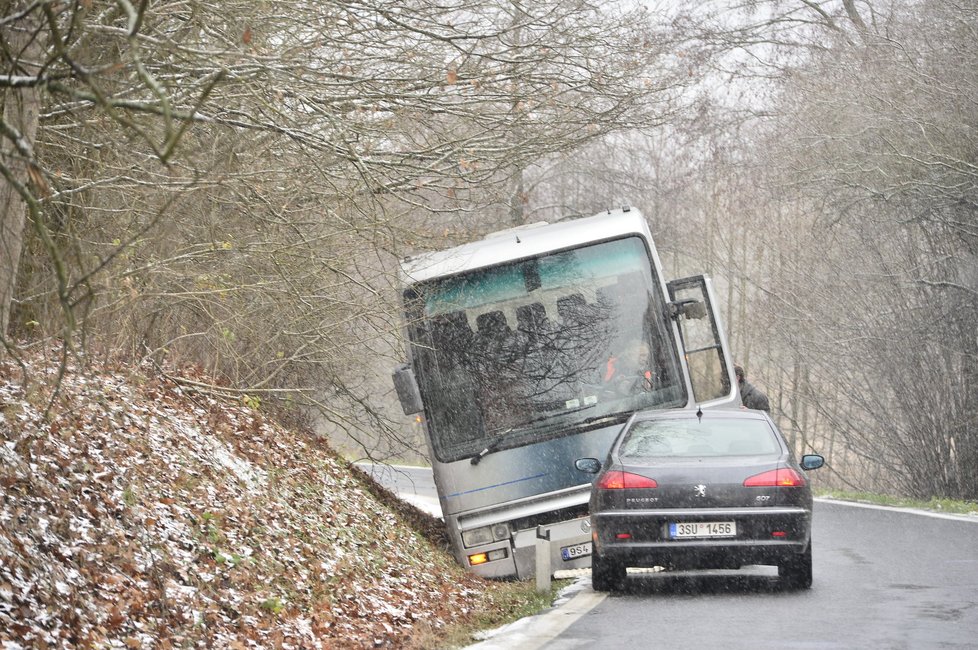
[
  {"xmin": 0, "ymin": 348, "xmax": 563, "ymax": 648},
  {"xmin": 817, "ymin": 490, "xmax": 978, "ymax": 518},
  {"xmin": 2, "ymin": 0, "xmax": 975, "ymax": 502},
  {"xmin": 2, "ymin": 1, "xmax": 977, "ymax": 645}
]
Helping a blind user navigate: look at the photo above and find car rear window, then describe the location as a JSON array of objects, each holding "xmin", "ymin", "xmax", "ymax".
[{"xmin": 620, "ymin": 418, "xmax": 782, "ymax": 458}]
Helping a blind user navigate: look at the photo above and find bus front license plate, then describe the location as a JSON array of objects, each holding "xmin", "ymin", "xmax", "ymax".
[{"xmin": 560, "ymin": 542, "xmax": 592, "ymax": 561}]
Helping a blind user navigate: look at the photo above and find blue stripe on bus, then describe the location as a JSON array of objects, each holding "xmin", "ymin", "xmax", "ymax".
[{"xmin": 445, "ymin": 473, "xmax": 547, "ymax": 498}]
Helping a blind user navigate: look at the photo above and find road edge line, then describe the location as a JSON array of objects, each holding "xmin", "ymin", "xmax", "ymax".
[
  {"xmin": 816, "ymin": 497, "xmax": 978, "ymax": 523},
  {"xmin": 464, "ymin": 581, "xmax": 606, "ymax": 650}
]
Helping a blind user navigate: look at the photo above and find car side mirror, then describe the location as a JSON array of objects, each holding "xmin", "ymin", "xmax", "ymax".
[
  {"xmin": 800, "ymin": 454, "xmax": 824, "ymax": 471},
  {"xmin": 575, "ymin": 457, "xmax": 602, "ymax": 474}
]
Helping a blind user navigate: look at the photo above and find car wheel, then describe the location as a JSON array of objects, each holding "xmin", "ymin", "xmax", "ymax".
[
  {"xmin": 779, "ymin": 542, "xmax": 813, "ymax": 589},
  {"xmin": 591, "ymin": 550, "xmax": 626, "ymax": 592}
]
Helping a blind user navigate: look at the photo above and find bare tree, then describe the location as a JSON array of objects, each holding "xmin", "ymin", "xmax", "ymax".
[
  {"xmin": 1, "ymin": 0, "xmax": 699, "ymax": 459},
  {"xmin": 0, "ymin": 3, "xmax": 42, "ymax": 350},
  {"xmin": 552, "ymin": 0, "xmax": 978, "ymax": 500},
  {"xmin": 729, "ymin": 0, "xmax": 978, "ymax": 499}
]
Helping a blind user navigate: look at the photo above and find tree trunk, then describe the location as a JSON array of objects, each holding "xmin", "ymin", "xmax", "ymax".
[{"xmin": 0, "ymin": 9, "xmax": 42, "ymax": 349}]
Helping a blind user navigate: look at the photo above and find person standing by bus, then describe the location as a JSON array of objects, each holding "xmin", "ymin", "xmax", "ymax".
[{"xmin": 735, "ymin": 364, "xmax": 770, "ymax": 412}]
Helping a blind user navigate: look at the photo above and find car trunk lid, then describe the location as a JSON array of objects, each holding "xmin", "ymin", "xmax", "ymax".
[{"xmin": 618, "ymin": 455, "xmax": 786, "ymax": 508}]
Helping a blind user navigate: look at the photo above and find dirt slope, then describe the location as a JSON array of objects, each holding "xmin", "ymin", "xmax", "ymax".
[{"xmin": 0, "ymin": 348, "xmax": 495, "ymax": 649}]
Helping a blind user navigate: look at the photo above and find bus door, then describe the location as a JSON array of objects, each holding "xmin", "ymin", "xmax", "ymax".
[{"xmin": 667, "ymin": 275, "xmax": 737, "ymax": 406}]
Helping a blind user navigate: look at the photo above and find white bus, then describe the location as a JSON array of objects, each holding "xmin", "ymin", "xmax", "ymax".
[{"xmin": 392, "ymin": 207, "xmax": 737, "ymax": 578}]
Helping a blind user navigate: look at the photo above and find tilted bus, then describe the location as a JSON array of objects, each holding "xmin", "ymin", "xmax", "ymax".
[{"xmin": 392, "ymin": 207, "xmax": 738, "ymax": 579}]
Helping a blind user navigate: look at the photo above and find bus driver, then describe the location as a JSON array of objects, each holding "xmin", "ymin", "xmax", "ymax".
[{"xmin": 603, "ymin": 340, "xmax": 654, "ymax": 394}]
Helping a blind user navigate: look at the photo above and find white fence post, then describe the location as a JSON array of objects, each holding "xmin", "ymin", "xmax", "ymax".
[{"xmin": 535, "ymin": 525, "xmax": 551, "ymax": 593}]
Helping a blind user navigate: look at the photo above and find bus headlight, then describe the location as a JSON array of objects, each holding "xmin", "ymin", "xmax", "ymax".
[
  {"xmin": 491, "ymin": 523, "xmax": 510, "ymax": 541},
  {"xmin": 461, "ymin": 523, "xmax": 511, "ymax": 548}
]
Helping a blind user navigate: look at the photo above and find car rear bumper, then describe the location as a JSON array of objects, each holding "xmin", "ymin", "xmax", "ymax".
[
  {"xmin": 596, "ymin": 538, "xmax": 809, "ymax": 570},
  {"xmin": 592, "ymin": 506, "xmax": 811, "ymax": 569}
]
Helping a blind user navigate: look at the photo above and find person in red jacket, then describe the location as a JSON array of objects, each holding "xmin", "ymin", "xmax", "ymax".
[{"xmin": 603, "ymin": 341, "xmax": 654, "ymax": 394}]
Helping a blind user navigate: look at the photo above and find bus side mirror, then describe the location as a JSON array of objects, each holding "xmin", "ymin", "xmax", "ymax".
[
  {"xmin": 668, "ymin": 299, "xmax": 707, "ymax": 320},
  {"xmin": 575, "ymin": 457, "xmax": 602, "ymax": 474},
  {"xmin": 392, "ymin": 364, "xmax": 424, "ymax": 415}
]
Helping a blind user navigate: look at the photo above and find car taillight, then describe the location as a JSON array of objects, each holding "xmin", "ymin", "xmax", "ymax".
[
  {"xmin": 743, "ymin": 468, "xmax": 806, "ymax": 487},
  {"xmin": 596, "ymin": 471, "xmax": 658, "ymax": 489}
]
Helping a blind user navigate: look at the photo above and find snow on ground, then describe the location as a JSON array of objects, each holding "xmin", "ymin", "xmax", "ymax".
[{"xmin": 0, "ymin": 348, "xmax": 490, "ymax": 649}]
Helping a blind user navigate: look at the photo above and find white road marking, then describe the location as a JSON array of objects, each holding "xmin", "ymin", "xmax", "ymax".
[
  {"xmin": 464, "ymin": 579, "xmax": 606, "ymax": 650},
  {"xmin": 816, "ymin": 497, "xmax": 978, "ymax": 523}
]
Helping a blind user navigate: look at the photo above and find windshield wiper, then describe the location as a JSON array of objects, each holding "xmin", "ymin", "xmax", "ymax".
[
  {"xmin": 469, "ymin": 426, "xmax": 518, "ymax": 466},
  {"xmin": 580, "ymin": 413, "xmax": 630, "ymax": 428},
  {"xmin": 469, "ymin": 403, "xmax": 597, "ymax": 465}
]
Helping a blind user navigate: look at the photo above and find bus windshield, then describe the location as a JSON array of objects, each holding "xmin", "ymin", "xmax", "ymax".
[{"xmin": 405, "ymin": 236, "xmax": 686, "ymax": 462}]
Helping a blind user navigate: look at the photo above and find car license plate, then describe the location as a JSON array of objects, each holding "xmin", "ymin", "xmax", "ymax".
[
  {"xmin": 669, "ymin": 521, "xmax": 736, "ymax": 538},
  {"xmin": 560, "ymin": 542, "xmax": 592, "ymax": 561}
]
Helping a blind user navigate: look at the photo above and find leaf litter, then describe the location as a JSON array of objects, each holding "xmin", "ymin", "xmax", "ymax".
[{"xmin": 0, "ymin": 347, "xmax": 495, "ymax": 649}]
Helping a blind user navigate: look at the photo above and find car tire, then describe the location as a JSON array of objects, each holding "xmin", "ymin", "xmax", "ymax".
[
  {"xmin": 591, "ymin": 550, "xmax": 626, "ymax": 592},
  {"xmin": 779, "ymin": 542, "xmax": 813, "ymax": 589}
]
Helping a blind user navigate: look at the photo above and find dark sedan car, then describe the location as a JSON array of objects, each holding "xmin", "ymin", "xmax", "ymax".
[{"xmin": 576, "ymin": 408, "xmax": 824, "ymax": 591}]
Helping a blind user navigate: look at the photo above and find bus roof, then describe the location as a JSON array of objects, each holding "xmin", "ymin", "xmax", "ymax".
[{"xmin": 400, "ymin": 207, "xmax": 652, "ymax": 285}]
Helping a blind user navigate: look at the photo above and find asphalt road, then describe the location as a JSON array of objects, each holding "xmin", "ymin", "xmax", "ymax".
[
  {"xmin": 359, "ymin": 463, "xmax": 978, "ymax": 649},
  {"xmin": 355, "ymin": 462, "xmax": 442, "ymax": 516},
  {"xmin": 541, "ymin": 500, "xmax": 978, "ymax": 649}
]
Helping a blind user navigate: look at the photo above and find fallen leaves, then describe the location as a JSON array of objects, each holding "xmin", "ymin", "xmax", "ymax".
[{"xmin": 0, "ymin": 347, "xmax": 489, "ymax": 648}]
